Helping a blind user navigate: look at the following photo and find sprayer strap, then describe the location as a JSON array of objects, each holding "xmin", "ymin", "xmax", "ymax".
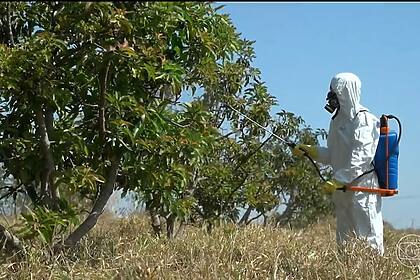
[
  {"xmin": 353, "ymin": 165, "xmax": 376, "ymax": 182},
  {"xmin": 355, "ymin": 109, "xmax": 369, "ymax": 119}
]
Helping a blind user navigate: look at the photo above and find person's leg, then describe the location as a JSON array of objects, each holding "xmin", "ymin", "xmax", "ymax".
[
  {"xmin": 332, "ymin": 191, "xmax": 355, "ymax": 250},
  {"xmin": 352, "ymin": 191, "xmax": 384, "ymax": 255}
]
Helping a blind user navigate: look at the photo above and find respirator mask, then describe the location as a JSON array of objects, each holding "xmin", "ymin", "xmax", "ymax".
[{"xmin": 324, "ymin": 90, "xmax": 339, "ymax": 114}]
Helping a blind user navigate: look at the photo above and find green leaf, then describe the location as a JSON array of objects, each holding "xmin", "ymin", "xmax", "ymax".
[
  {"xmin": 144, "ymin": 63, "xmax": 156, "ymax": 80},
  {"xmin": 120, "ymin": 46, "xmax": 137, "ymax": 58},
  {"xmin": 37, "ymin": 229, "xmax": 48, "ymax": 244}
]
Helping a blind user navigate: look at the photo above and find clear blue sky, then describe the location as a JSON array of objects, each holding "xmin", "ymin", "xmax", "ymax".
[{"xmin": 219, "ymin": 2, "xmax": 420, "ymax": 229}]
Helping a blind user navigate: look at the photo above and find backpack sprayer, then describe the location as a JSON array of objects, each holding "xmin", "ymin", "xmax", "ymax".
[
  {"xmin": 225, "ymin": 104, "xmax": 402, "ymax": 197},
  {"xmin": 338, "ymin": 114, "xmax": 401, "ymax": 197}
]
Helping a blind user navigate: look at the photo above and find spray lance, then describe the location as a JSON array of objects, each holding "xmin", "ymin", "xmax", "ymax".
[
  {"xmin": 224, "ymin": 104, "xmax": 402, "ymax": 197},
  {"xmin": 224, "ymin": 104, "xmax": 327, "ymax": 182}
]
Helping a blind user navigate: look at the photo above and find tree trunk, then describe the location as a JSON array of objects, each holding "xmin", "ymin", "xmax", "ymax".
[
  {"xmin": 45, "ymin": 106, "xmax": 59, "ymax": 200},
  {"xmin": 145, "ymin": 198, "xmax": 162, "ymax": 237},
  {"xmin": 238, "ymin": 205, "xmax": 253, "ymax": 225},
  {"xmin": 25, "ymin": 183, "xmax": 39, "ymax": 205},
  {"xmin": 34, "ymin": 108, "xmax": 56, "ymax": 207},
  {"xmin": 56, "ymin": 57, "xmax": 117, "ymax": 250},
  {"xmin": 166, "ymin": 213, "xmax": 176, "ymax": 239},
  {"xmin": 275, "ymin": 202, "xmax": 296, "ymax": 227},
  {"xmin": 58, "ymin": 154, "xmax": 119, "ymax": 248},
  {"xmin": 174, "ymin": 219, "xmax": 186, "ymax": 239},
  {"xmin": 0, "ymin": 224, "xmax": 23, "ymax": 255},
  {"xmin": 150, "ymin": 212, "xmax": 162, "ymax": 237},
  {"xmin": 206, "ymin": 221, "xmax": 213, "ymax": 235},
  {"xmin": 263, "ymin": 214, "xmax": 268, "ymax": 227}
]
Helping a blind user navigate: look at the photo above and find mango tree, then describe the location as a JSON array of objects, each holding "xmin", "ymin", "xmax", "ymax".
[{"xmin": 0, "ymin": 2, "xmax": 332, "ymax": 252}]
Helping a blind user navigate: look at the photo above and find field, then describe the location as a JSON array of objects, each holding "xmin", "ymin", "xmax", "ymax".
[{"xmin": 1, "ymin": 213, "xmax": 419, "ymax": 279}]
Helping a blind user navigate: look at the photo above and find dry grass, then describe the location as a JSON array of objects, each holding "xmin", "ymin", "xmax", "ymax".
[{"xmin": 1, "ymin": 213, "xmax": 419, "ymax": 279}]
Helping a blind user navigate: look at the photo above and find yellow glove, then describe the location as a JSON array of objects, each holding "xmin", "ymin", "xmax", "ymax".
[
  {"xmin": 292, "ymin": 144, "xmax": 318, "ymax": 159},
  {"xmin": 322, "ymin": 179, "xmax": 345, "ymax": 194}
]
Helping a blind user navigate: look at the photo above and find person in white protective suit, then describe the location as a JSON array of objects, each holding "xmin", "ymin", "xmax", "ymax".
[{"xmin": 293, "ymin": 72, "xmax": 384, "ymax": 255}]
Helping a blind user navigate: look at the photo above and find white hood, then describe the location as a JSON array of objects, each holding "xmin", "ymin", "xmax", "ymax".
[{"xmin": 330, "ymin": 73, "xmax": 367, "ymax": 119}]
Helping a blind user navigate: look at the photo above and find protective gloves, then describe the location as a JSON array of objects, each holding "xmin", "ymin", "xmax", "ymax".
[
  {"xmin": 321, "ymin": 179, "xmax": 345, "ymax": 194},
  {"xmin": 292, "ymin": 144, "xmax": 318, "ymax": 159}
]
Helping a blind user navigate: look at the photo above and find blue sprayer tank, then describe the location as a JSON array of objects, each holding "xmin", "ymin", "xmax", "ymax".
[{"xmin": 373, "ymin": 115, "xmax": 399, "ymax": 193}]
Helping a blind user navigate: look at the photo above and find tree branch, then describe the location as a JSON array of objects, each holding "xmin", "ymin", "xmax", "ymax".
[
  {"xmin": 217, "ymin": 129, "xmax": 239, "ymax": 141},
  {"xmin": 7, "ymin": 3, "xmax": 15, "ymax": 46},
  {"xmin": 98, "ymin": 59, "xmax": 111, "ymax": 149},
  {"xmin": 221, "ymin": 135, "xmax": 274, "ymax": 215},
  {"xmin": 217, "ymin": 113, "xmax": 226, "ymax": 129},
  {"xmin": 238, "ymin": 205, "xmax": 253, "ymax": 225},
  {"xmin": 233, "ymin": 134, "xmax": 273, "ymax": 172},
  {"xmin": 246, "ymin": 212, "xmax": 264, "ymax": 226},
  {"xmin": 0, "ymin": 185, "xmax": 21, "ymax": 201}
]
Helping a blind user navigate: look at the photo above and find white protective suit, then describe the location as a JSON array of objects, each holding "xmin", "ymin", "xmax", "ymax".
[{"xmin": 316, "ymin": 73, "xmax": 384, "ymax": 255}]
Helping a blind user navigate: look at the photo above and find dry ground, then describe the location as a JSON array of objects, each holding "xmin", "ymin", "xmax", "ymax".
[{"xmin": 1, "ymin": 213, "xmax": 419, "ymax": 279}]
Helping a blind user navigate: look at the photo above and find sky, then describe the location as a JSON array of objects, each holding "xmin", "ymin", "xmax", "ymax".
[{"xmin": 218, "ymin": 2, "xmax": 420, "ymax": 229}]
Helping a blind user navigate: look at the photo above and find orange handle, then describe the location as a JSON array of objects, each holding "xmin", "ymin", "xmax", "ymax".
[{"xmin": 344, "ymin": 186, "xmax": 398, "ymax": 196}]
